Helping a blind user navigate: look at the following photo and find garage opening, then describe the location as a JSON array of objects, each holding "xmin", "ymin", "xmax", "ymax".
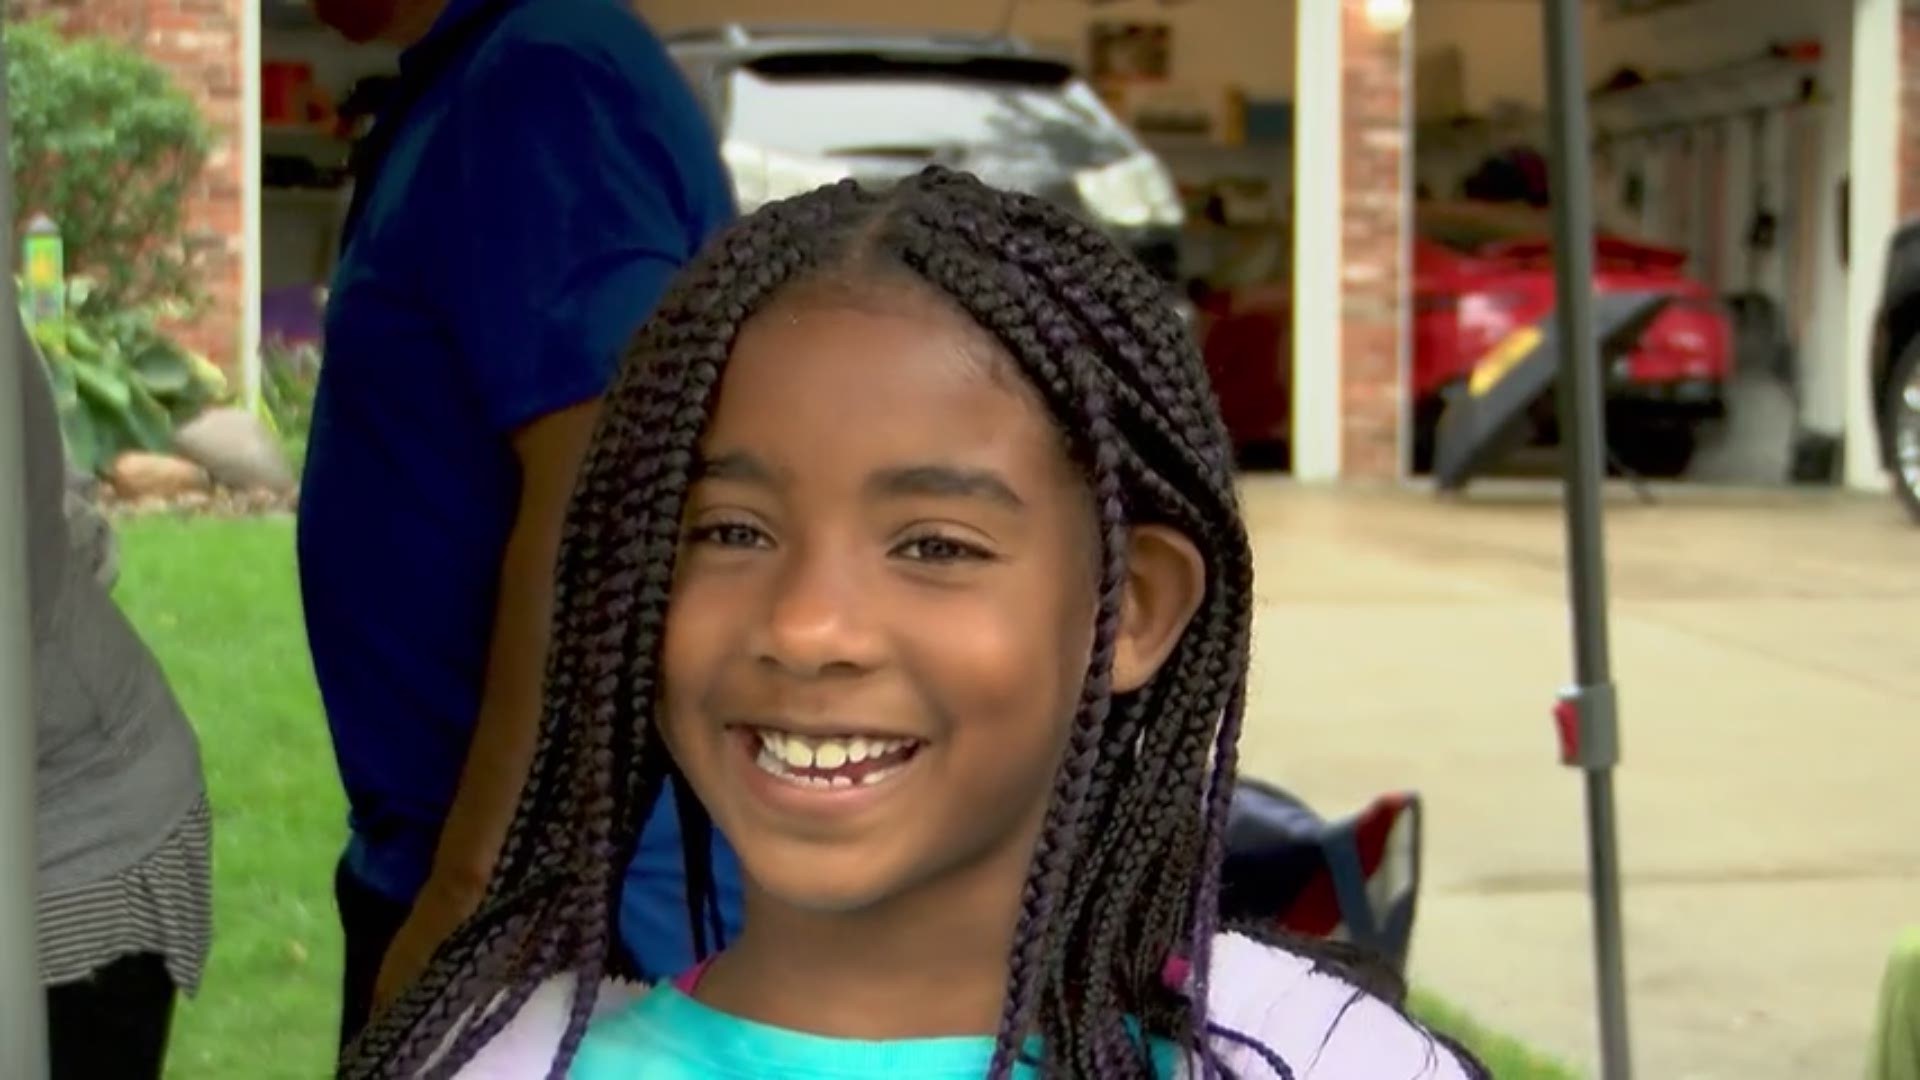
[
  {"xmin": 1412, "ymin": 0, "xmax": 1855, "ymax": 487},
  {"xmin": 255, "ymin": 0, "xmax": 1301, "ymax": 477}
]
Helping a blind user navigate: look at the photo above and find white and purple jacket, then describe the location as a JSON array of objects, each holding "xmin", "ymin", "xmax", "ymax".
[{"xmin": 431, "ymin": 933, "xmax": 1484, "ymax": 1078}]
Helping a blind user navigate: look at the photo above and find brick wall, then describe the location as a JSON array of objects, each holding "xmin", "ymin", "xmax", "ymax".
[
  {"xmin": 1340, "ymin": 0, "xmax": 1409, "ymax": 481},
  {"xmin": 1903, "ymin": 0, "xmax": 1920, "ymax": 220},
  {"xmin": 9, "ymin": 0, "xmax": 244, "ymax": 372}
]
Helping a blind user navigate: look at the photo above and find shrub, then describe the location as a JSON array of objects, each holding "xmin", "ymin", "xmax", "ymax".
[{"xmin": 6, "ymin": 18, "xmax": 213, "ymax": 314}]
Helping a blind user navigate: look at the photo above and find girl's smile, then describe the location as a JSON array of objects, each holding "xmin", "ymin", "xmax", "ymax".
[
  {"xmin": 730, "ymin": 724, "xmax": 927, "ymax": 814},
  {"xmin": 745, "ymin": 727, "xmax": 923, "ymax": 789}
]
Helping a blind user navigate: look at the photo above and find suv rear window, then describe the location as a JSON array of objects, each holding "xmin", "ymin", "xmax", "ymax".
[{"xmin": 724, "ymin": 50, "xmax": 1135, "ymax": 166}]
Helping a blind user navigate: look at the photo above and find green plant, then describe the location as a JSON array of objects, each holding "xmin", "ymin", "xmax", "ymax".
[
  {"xmin": 259, "ymin": 338, "xmax": 320, "ymax": 466},
  {"xmin": 6, "ymin": 18, "xmax": 213, "ymax": 314},
  {"xmin": 28, "ymin": 282, "xmax": 228, "ymax": 474}
]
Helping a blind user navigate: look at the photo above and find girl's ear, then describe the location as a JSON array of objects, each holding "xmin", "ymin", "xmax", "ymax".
[{"xmin": 1110, "ymin": 525, "xmax": 1207, "ymax": 694}]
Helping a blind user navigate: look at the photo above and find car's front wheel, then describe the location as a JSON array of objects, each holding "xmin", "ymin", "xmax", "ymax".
[
  {"xmin": 1610, "ymin": 423, "xmax": 1697, "ymax": 479},
  {"xmin": 1887, "ymin": 340, "xmax": 1920, "ymax": 523}
]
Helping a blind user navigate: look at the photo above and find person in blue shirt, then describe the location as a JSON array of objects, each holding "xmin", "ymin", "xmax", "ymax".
[{"xmin": 297, "ymin": 0, "xmax": 744, "ymax": 1048}]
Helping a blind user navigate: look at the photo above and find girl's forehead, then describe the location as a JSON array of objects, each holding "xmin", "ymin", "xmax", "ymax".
[
  {"xmin": 757, "ymin": 277, "xmax": 1001, "ymax": 359},
  {"xmin": 703, "ymin": 294, "xmax": 1082, "ymax": 495},
  {"xmin": 730, "ymin": 283, "xmax": 1039, "ymax": 412}
]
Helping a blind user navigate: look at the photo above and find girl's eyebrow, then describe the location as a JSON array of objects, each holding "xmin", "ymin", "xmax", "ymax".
[
  {"xmin": 693, "ymin": 451, "xmax": 777, "ymax": 486},
  {"xmin": 694, "ymin": 452, "xmax": 1025, "ymax": 510},
  {"xmin": 868, "ymin": 464, "xmax": 1026, "ymax": 510}
]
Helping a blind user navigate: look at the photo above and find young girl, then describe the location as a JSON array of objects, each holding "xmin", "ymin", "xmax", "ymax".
[{"xmin": 343, "ymin": 168, "xmax": 1486, "ymax": 1079}]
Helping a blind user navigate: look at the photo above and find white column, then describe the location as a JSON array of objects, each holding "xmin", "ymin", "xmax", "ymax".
[
  {"xmin": 1847, "ymin": 0, "xmax": 1898, "ymax": 491},
  {"xmin": 1292, "ymin": 0, "xmax": 1344, "ymax": 481},
  {"xmin": 241, "ymin": 0, "xmax": 264, "ymax": 411}
]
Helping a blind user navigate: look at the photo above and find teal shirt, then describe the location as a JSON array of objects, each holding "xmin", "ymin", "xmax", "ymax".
[{"xmin": 572, "ymin": 986, "xmax": 1183, "ymax": 1078}]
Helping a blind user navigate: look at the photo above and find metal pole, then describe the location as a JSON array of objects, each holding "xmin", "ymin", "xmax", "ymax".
[
  {"xmin": 1539, "ymin": 1, "xmax": 1633, "ymax": 1078},
  {"xmin": 0, "ymin": 21, "xmax": 51, "ymax": 1078}
]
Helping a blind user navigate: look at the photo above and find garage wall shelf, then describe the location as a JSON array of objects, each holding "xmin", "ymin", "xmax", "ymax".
[
  {"xmin": 1589, "ymin": 43, "xmax": 1825, "ymax": 144},
  {"xmin": 1598, "ymin": 0, "xmax": 1703, "ymax": 19}
]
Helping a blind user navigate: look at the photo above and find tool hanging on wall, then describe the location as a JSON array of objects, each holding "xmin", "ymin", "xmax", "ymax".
[{"xmin": 1745, "ymin": 109, "xmax": 1779, "ymax": 271}]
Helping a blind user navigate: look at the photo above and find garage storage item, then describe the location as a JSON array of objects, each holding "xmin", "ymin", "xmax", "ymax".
[{"xmin": 1434, "ymin": 290, "xmax": 1674, "ymax": 491}]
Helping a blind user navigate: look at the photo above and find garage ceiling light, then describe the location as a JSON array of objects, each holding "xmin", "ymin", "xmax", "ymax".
[{"xmin": 1364, "ymin": 0, "xmax": 1412, "ymax": 34}]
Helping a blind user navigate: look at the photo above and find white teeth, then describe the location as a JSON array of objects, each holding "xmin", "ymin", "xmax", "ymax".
[
  {"xmin": 761, "ymin": 731, "xmax": 911, "ymax": 767},
  {"xmin": 781, "ymin": 739, "xmax": 814, "ymax": 769},
  {"xmin": 751, "ymin": 729, "xmax": 918, "ymax": 791}
]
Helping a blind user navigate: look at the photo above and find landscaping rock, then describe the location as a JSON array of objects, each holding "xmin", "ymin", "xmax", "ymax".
[
  {"xmin": 97, "ymin": 481, "xmax": 298, "ymax": 519},
  {"xmin": 173, "ymin": 407, "xmax": 297, "ymax": 495},
  {"xmin": 107, "ymin": 452, "xmax": 209, "ymax": 500}
]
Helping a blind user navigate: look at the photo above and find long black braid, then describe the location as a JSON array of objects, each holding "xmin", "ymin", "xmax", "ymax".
[{"xmin": 341, "ymin": 168, "xmax": 1258, "ymax": 1079}]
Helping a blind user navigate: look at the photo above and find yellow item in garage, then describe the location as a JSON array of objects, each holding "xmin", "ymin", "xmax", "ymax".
[{"xmin": 1468, "ymin": 325, "xmax": 1544, "ymax": 397}]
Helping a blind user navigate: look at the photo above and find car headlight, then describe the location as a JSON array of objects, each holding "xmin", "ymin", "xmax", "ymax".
[
  {"xmin": 1073, "ymin": 153, "xmax": 1183, "ymax": 229},
  {"xmin": 721, "ymin": 140, "xmax": 854, "ymax": 213}
]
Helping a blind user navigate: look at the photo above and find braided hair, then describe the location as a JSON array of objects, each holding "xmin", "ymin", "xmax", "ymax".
[{"xmin": 343, "ymin": 166, "xmax": 1255, "ymax": 1079}]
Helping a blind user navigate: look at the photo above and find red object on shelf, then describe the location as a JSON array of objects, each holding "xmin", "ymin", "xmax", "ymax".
[
  {"xmin": 1770, "ymin": 39, "xmax": 1822, "ymax": 63},
  {"xmin": 262, "ymin": 61, "xmax": 316, "ymax": 125}
]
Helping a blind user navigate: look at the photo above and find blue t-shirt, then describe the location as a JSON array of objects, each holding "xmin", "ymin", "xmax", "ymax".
[
  {"xmin": 573, "ymin": 986, "xmax": 1182, "ymax": 1079},
  {"xmin": 297, "ymin": 0, "xmax": 741, "ymax": 972}
]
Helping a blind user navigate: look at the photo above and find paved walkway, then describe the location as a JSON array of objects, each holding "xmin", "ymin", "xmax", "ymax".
[{"xmin": 1233, "ymin": 480, "xmax": 1920, "ymax": 1079}]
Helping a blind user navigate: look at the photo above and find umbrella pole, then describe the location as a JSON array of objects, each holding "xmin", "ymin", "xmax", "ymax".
[
  {"xmin": 1538, "ymin": 1, "xmax": 1633, "ymax": 1078},
  {"xmin": 0, "ymin": 25, "xmax": 49, "ymax": 1079}
]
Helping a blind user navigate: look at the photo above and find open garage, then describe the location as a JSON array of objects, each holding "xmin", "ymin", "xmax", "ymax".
[{"xmin": 1412, "ymin": 0, "xmax": 1877, "ymax": 489}]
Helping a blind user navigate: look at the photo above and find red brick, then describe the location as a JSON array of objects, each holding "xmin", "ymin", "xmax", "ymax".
[{"xmin": 1337, "ymin": 0, "xmax": 1408, "ymax": 481}]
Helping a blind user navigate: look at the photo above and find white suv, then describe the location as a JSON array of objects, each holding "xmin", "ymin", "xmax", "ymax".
[{"xmin": 664, "ymin": 24, "xmax": 1186, "ymax": 289}]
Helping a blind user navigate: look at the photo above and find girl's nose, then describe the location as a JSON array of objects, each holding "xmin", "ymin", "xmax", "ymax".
[{"xmin": 750, "ymin": 545, "xmax": 885, "ymax": 678}]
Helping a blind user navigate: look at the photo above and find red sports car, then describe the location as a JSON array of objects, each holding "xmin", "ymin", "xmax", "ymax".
[{"xmin": 1195, "ymin": 201, "xmax": 1735, "ymax": 476}]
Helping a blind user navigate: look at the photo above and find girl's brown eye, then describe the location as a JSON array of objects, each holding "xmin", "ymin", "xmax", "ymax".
[
  {"xmin": 687, "ymin": 521, "xmax": 770, "ymax": 549},
  {"xmin": 895, "ymin": 534, "xmax": 993, "ymax": 564}
]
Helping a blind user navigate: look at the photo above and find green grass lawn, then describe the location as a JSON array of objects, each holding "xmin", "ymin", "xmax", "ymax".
[
  {"xmin": 1412, "ymin": 994, "xmax": 1583, "ymax": 1078},
  {"xmin": 109, "ymin": 515, "xmax": 1578, "ymax": 1079},
  {"xmin": 114, "ymin": 516, "xmax": 345, "ymax": 1079}
]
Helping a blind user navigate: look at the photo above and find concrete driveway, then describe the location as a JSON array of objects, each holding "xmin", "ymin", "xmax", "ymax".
[{"xmin": 1233, "ymin": 480, "xmax": 1920, "ymax": 1079}]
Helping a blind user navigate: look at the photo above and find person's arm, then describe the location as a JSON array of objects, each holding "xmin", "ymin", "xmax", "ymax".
[
  {"xmin": 371, "ymin": 402, "xmax": 596, "ymax": 1003},
  {"xmin": 372, "ymin": 33, "xmax": 704, "ymax": 1005}
]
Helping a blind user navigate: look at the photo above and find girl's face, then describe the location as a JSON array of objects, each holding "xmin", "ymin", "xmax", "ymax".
[{"xmin": 660, "ymin": 286, "xmax": 1097, "ymax": 917}]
